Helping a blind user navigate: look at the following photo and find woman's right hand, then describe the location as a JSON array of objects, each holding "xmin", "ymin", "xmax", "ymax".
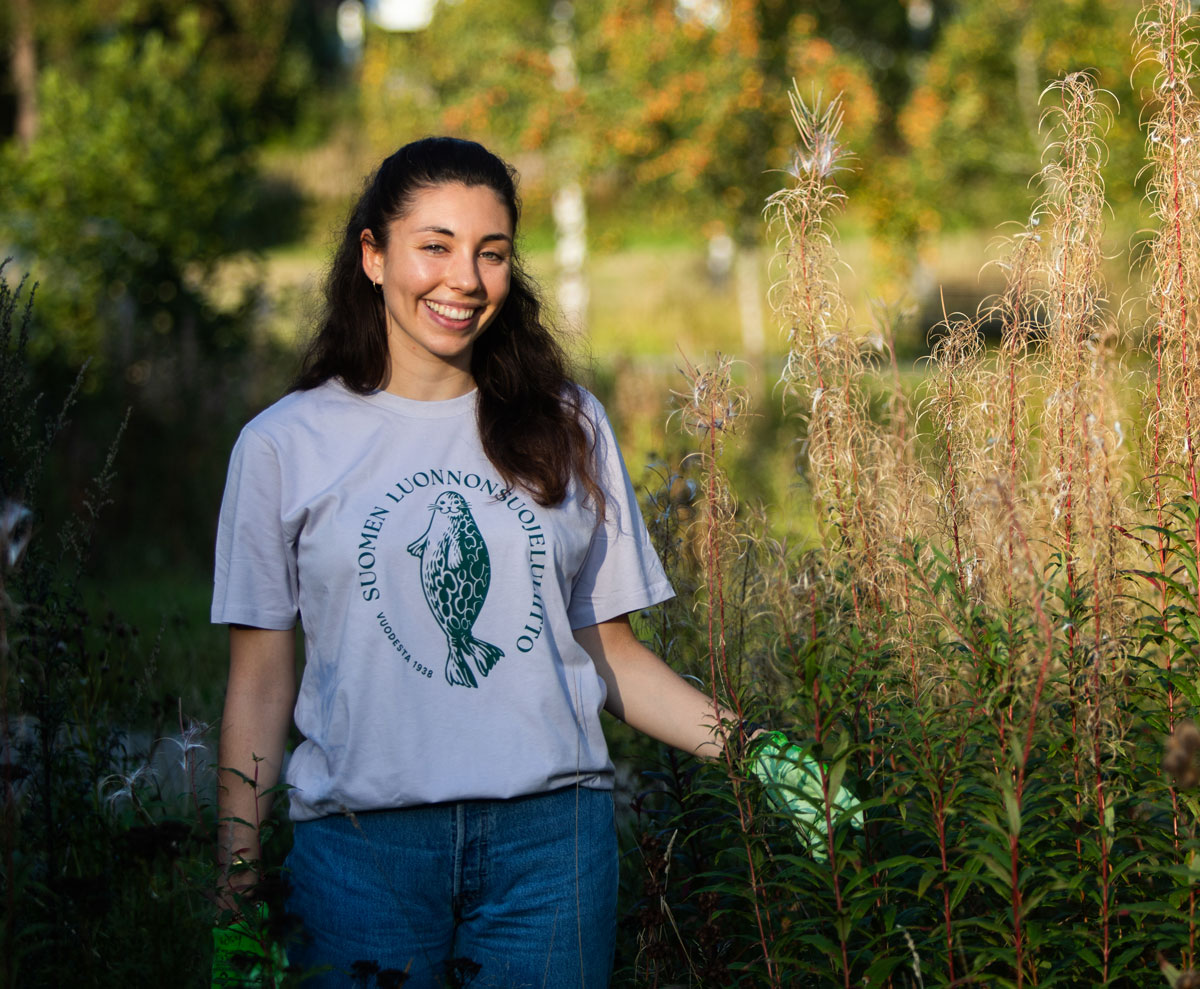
[{"xmin": 215, "ymin": 626, "xmax": 297, "ymax": 918}]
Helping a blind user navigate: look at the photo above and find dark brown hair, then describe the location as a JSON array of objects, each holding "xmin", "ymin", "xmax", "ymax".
[{"xmin": 294, "ymin": 137, "xmax": 603, "ymax": 513}]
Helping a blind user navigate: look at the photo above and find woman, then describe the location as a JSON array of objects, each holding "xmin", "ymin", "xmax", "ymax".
[{"xmin": 213, "ymin": 137, "xmax": 740, "ymax": 987}]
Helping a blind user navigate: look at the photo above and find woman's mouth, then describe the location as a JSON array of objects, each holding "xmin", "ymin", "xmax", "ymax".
[{"xmin": 425, "ymin": 300, "xmax": 477, "ymax": 323}]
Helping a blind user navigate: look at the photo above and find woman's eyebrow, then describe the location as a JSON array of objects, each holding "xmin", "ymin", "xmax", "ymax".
[{"xmin": 417, "ymin": 225, "xmax": 512, "ymax": 244}]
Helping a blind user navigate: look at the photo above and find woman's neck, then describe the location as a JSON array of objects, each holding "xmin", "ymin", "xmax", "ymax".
[{"xmin": 383, "ymin": 355, "xmax": 475, "ymax": 401}]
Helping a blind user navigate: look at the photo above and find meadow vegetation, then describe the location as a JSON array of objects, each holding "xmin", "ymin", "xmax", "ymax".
[
  {"xmin": 9, "ymin": 0, "xmax": 1200, "ymax": 986},
  {"xmin": 610, "ymin": 2, "xmax": 1200, "ymax": 985}
]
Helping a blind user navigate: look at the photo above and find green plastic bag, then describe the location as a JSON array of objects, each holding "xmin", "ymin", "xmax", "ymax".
[
  {"xmin": 211, "ymin": 902, "xmax": 288, "ymax": 989},
  {"xmin": 749, "ymin": 730, "xmax": 863, "ymax": 860}
]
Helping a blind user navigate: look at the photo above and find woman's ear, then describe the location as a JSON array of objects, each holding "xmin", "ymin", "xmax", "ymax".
[{"xmin": 360, "ymin": 229, "xmax": 382, "ymax": 285}]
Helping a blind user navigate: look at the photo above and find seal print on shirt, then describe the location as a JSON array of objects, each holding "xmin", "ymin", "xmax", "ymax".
[
  {"xmin": 355, "ymin": 466, "xmax": 549, "ymax": 688},
  {"xmin": 407, "ymin": 491, "xmax": 504, "ymax": 688}
]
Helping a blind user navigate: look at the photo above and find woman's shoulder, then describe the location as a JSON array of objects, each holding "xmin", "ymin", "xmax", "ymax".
[
  {"xmin": 564, "ymin": 382, "xmax": 607, "ymax": 424},
  {"xmin": 239, "ymin": 379, "xmax": 359, "ymax": 443}
]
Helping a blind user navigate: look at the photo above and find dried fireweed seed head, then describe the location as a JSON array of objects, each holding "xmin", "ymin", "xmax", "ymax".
[
  {"xmin": 672, "ymin": 353, "xmax": 748, "ymax": 439},
  {"xmin": 1163, "ymin": 720, "xmax": 1200, "ymax": 788}
]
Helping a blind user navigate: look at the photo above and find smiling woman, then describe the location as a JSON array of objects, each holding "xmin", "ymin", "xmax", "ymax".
[
  {"xmin": 359, "ymin": 182, "xmax": 514, "ymax": 398},
  {"xmin": 211, "ymin": 137, "xmax": 745, "ymax": 988}
]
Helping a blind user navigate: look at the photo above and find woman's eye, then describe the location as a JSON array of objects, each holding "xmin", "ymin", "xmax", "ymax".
[
  {"xmin": 481, "ymin": 251, "xmax": 509, "ymax": 263},
  {"xmin": 422, "ymin": 243, "xmax": 448, "ymax": 254}
]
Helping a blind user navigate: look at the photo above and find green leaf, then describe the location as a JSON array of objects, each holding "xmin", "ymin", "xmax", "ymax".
[
  {"xmin": 1003, "ymin": 786, "xmax": 1022, "ymax": 837},
  {"xmin": 977, "ymin": 852, "xmax": 1013, "ymax": 887},
  {"xmin": 917, "ymin": 867, "xmax": 941, "ymax": 900}
]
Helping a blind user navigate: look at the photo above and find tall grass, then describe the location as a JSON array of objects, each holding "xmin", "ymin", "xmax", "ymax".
[{"xmin": 618, "ymin": 2, "xmax": 1200, "ymax": 985}]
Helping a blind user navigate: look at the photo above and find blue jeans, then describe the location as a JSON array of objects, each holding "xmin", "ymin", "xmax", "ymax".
[{"xmin": 284, "ymin": 786, "xmax": 617, "ymax": 988}]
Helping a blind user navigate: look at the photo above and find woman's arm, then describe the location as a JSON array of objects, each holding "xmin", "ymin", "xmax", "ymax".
[
  {"xmin": 573, "ymin": 614, "xmax": 738, "ymax": 759},
  {"xmin": 215, "ymin": 625, "xmax": 297, "ymax": 910}
]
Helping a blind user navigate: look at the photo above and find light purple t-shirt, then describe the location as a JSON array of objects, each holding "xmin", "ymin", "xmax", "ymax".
[{"xmin": 212, "ymin": 379, "xmax": 673, "ymax": 821}]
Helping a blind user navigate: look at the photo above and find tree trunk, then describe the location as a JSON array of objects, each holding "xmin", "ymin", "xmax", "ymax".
[{"xmin": 11, "ymin": 0, "xmax": 37, "ymax": 147}]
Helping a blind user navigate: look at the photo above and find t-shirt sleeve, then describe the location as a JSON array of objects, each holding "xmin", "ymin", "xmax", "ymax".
[
  {"xmin": 211, "ymin": 426, "xmax": 300, "ymax": 629},
  {"xmin": 567, "ymin": 399, "xmax": 675, "ymax": 628}
]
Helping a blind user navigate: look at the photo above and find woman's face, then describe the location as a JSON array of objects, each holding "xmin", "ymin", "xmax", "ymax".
[{"xmin": 361, "ymin": 182, "xmax": 513, "ymax": 383}]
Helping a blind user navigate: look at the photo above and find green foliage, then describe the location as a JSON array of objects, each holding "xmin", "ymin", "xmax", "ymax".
[
  {"xmin": 897, "ymin": 0, "xmax": 1145, "ymax": 231},
  {"xmin": 578, "ymin": 1, "xmax": 879, "ymax": 236},
  {"xmin": 617, "ymin": 514, "xmax": 1195, "ymax": 986},
  {"xmin": 2, "ymin": 14, "xmax": 258, "ymax": 368},
  {"xmin": 357, "ymin": 1, "xmax": 881, "ymax": 238},
  {"xmin": 0, "ymin": 3, "xmax": 328, "ymax": 575},
  {"xmin": 17, "ymin": 0, "xmax": 325, "ymax": 139},
  {"xmin": 358, "ymin": 0, "xmax": 555, "ymax": 163}
]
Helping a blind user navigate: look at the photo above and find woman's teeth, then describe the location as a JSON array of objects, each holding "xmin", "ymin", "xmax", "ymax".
[{"xmin": 426, "ymin": 301, "xmax": 475, "ymax": 320}]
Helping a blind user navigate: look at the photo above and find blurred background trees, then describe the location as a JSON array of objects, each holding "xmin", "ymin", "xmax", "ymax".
[
  {"xmin": 0, "ymin": 0, "xmax": 1150, "ymax": 571},
  {"xmin": 0, "ymin": 0, "xmax": 340, "ymax": 570}
]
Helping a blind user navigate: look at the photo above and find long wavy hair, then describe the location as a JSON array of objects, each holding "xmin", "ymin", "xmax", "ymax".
[{"xmin": 295, "ymin": 137, "xmax": 603, "ymax": 513}]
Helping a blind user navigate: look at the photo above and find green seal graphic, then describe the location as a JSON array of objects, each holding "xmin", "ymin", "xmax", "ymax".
[{"xmin": 406, "ymin": 491, "xmax": 504, "ymax": 688}]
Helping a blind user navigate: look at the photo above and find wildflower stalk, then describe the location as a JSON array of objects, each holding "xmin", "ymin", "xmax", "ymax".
[
  {"xmin": 768, "ymin": 87, "xmax": 883, "ymax": 625},
  {"xmin": 924, "ymin": 309, "xmax": 984, "ymax": 603},
  {"xmin": 1038, "ymin": 69, "xmax": 1124, "ymax": 978},
  {"xmin": 675, "ymin": 355, "xmax": 779, "ymax": 989},
  {"xmin": 1005, "ymin": 505, "xmax": 1058, "ymax": 989},
  {"xmin": 1142, "ymin": 2, "xmax": 1200, "ymax": 507},
  {"xmin": 1137, "ymin": 7, "xmax": 1200, "ymax": 838},
  {"xmin": 984, "ymin": 217, "xmax": 1042, "ymax": 730},
  {"xmin": 877, "ymin": 308, "xmax": 923, "ymax": 692},
  {"xmin": 768, "ymin": 89, "xmax": 898, "ymax": 983}
]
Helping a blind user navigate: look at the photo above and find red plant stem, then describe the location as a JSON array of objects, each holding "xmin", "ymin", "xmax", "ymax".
[
  {"xmin": 1087, "ymin": 424, "xmax": 1115, "ymax": 968},
  {"xmin": 1004, "ymin": 505, "xmax": 1057, "ymax": 989},
  {"xmin": 941, "ymin": 349, "xmax": 968, "ymax": 600},
  {"xmin": 1090, "ymin": 669, "xmax": 1111, "ymax": 980},
  {"xmin": 794, "ymin": 211, "xmax": 858, "ymax": 631},
  {"xmin": 1156, "ymin": 2, "xmax": 1189, "ymax": 870},
  {"xmin": 903, "ymin": 563, "xmax": 919, "ymax": 701},
  {"xmin": 811, "ymin": 677, "xmax": 852, "ymax": 988},
  {"xmin": 930, "ymin": 782, "xmax": 956, "ymax": 983},
  {"xmin": 701, "ymin": 403, "xmax": 779, "ymax": 989},
  {"xmin": 796, "ymin": 215, "xmax": 843, "ymax": 521},
  {"xmin": 1169, "ymin": 28, "xmax": 1200, "ymax": 799},
  {"xmin": 1053, "ymin": 80, "xmax": 1082, "ymax": 627},
  {"xmin": 909, "ymin": 647, "xmax": 965, "ymax": 984},
  {"xmin": 1157, "ymin": 36, "xmax": 1200, "ymax": 902},
  {"xmin": 999, "ymin": 263, "xmax": 1029, "ymax": 756},
  {"xmin": 1070, "ymin": 688, "xmax": 1084, "ymax": 874}
]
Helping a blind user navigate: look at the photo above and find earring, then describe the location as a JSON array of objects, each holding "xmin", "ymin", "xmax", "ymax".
[{"xmin": 373, "ymin": 280, "xmax": 382, "ymax": 294}]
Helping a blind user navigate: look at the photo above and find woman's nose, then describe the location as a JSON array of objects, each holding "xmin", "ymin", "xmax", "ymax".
[{"xmin": 446, "ymin": 251, "xmax": 482, "ymax": 293}]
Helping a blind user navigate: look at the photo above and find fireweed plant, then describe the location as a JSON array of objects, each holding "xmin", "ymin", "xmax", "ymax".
[{"xmin": 615, "ymin": 5, "xmax": 1200, "ymax": 987}]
